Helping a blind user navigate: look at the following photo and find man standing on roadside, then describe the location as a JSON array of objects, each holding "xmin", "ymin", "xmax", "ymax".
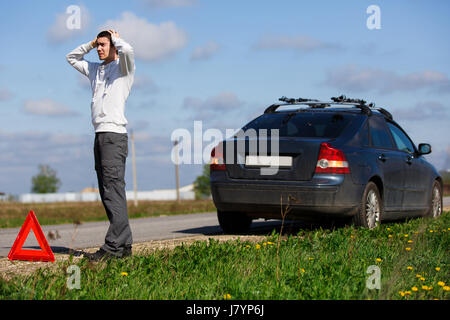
[{"xmin": 66, "ymin": 30, "xmax": 135, "ymax": 261}]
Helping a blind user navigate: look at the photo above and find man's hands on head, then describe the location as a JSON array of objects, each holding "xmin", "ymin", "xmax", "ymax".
[
  {"xmin": 89, "ymin": 30, "xmax": 119, "ymax": 48},
  {"xmin": 108, "ymin": 29, "xmax": 120, "ymax": 39}
]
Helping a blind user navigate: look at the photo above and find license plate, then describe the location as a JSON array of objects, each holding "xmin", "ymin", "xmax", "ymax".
[{"xmin": 245, "ymin": 155, "xmax": 292, "ymax": 167}]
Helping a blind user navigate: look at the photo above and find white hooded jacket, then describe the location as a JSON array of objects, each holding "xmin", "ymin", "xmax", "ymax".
[{"xmin": 66, "ymin": 37, "xmax": 135, "ymax": 133}]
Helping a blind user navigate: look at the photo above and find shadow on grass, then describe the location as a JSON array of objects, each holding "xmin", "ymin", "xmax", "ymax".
[
  {"xmin": 175, "ymin": 214, "xmax": 430, "ymax": 237},
  {"xmin": 176, "ymin": 217, "xmax": 349, "ymax": 237}
]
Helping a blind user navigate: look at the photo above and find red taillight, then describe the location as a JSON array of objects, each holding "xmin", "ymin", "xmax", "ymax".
[
  {"xmin": 315, "ymin": 143, "xmax": 350, "ymax": 174},
  {"xmin": 210, "ymin": 144, "xmax": 226, "ymax": 171}
]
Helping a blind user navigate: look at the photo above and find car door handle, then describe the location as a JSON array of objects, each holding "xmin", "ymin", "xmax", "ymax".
[
  {"xmin": 378, "ymin": 154, "xmax": 388, "ymax": 162},
  {"xmin": 405, "ymin": 156, "xmax": 413, "ymax": 165}
]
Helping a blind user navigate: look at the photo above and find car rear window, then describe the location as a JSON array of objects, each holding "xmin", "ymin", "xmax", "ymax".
[{"xmin": 242, "ymin": 112, "xmax": 355, "ymax": 138}]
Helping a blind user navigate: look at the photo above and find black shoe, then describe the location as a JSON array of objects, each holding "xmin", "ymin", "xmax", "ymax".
[
  {"xmin": 122, "ymin": 246, "xmax": 132, "ymax": 258},
  {"xmin": 85, "ymin": 248, "xmax": 118, "ymax": 262}
]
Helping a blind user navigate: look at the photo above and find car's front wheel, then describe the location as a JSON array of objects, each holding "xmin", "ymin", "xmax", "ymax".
[
  {"xmin": 425, "ymin": 180, "xmax": 443, "ymax": 218},
  {"xmin": 353, "ymin": 182, "xmax": 383, "ymax": 229},
  {"xmin": 217, "ymin": 210, "xmax": 252, "ymax": 234}
]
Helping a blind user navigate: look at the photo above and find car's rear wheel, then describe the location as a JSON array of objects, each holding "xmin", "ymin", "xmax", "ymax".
[
  {"xmin": 217, "ymin": 210, "xmax": 252, "ymax": 234},
  {"xmin": 426, "ymin": 181, "xmax": 442, "ymax": 218},
  {"xmin": 354, "ymin": 182, "xmax": 383, "ymax": 229}
]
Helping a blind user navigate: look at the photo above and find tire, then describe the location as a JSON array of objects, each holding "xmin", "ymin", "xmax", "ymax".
[
  {"xmin": 425, "ymin": 181, "xmax": 443, "ymax": 218},
  {"xmin": 217, "ymin": 210, "xmax": 252, "ymax": 234},
  {"xmin": 353, "ymin": 182, "xmax": 383, "ymax": 229}
]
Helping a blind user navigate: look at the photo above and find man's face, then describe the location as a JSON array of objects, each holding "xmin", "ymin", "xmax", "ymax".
[{"xmin": 96, "ymin": 37, "xmax": 113, "ymax": 60}]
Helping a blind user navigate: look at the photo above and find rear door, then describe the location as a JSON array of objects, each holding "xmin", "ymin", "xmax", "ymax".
[{"xmin": 369, "ymin": 116, "xmax": 405, "ymax": 211}]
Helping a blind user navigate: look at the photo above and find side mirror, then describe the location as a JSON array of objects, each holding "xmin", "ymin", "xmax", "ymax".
[{"xmin": 418, "ymin": 143, "xmax": 432, "ymax": 155}]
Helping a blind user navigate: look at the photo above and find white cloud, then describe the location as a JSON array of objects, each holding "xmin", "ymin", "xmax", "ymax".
[
  {"xmin": 47, "ymin": 5, "xmax": 91, "ymax": 44},
  {"xmin": 184, "ymin": 92, "xmax": 244, "ymax": 114},
  {"xmin": 0, "ymin": 129, "xmax": 184, "ymax": 194},
  {"xmin": 23, "ymin": 98, "xmax": 79, "ymax": 116},
  {"xmin": 324, "ymin": 65, "xmax": 450, "ymax": 94},
  {"xmin": 182, "ymin": 92, "xmax": 246, "ymax": 130},
  {"xmin": 190, "ymin": 41, "xmax": 220, "ymax": 61},
  {"xmin": 0, "ymin": 130, "xmax": 90, "ymax": 166},
  {"xmin": 100, "ymin": 12, "xmax": 188, "ymax": 61},
  {"xmin": 133, "ymin": 75, "xmax": 160, "ymax": 94},
  {"xmin": 253, "ymin": 34, "xmax": 342, "ymax": 53},
  {"xmin": 392, "ymin": 101, "xmax": 448, "ymax": 121},
  {"xmin": 142, "ymin": 0, "xmax": 197, "ymax": 8},
  {"xmin": 0, "ymin": 87, "xmax": 13, "ymax": 101}
]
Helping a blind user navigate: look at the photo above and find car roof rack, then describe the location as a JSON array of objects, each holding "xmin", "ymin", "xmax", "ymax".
[{"xmin": 264, "ymin": 95, "xmax": 393, "ymax": 120}]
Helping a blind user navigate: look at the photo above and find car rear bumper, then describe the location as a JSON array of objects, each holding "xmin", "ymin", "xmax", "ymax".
[{"xmin": 210, "ymin": 171, "xmax": 363, "ymax": 219}]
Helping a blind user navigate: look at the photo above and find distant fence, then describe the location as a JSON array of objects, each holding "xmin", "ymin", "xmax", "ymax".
[{"xmin": 18, "ymin": 189, "xmax": 195, "ymax": 203}]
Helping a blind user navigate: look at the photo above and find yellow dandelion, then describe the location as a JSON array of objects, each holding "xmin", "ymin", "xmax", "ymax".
[
  {"xmin": 301, "ymin": 268, "xmax": 305, "ymax": 273},
  {"xmin": 435, "ymin": 267, "xmax": 441, "ymax": 271},
  {"xmin": 438, "ymin": 281, "xmax": 445, "ymax": 287},
  {"xmin": 120, "ymin": 272, "xmax": 128, "ymax": 276},
  {"xmin": 416, "ymin": 274, "xmax": 422, "ymax": 278},
  {"xmin": 405, "ymin": 247, "xmax": 412, "ymax": 251},
  {"xmin": 407, "ymin": 240, "xmax": 413, "ymax": 243},
  {"xmin": 422, "ymin": 285, "xmax": 429, "ymax": 290},
  {"xmin": 387, "ymin": 227, "xmax": 391, "ymax": 231},
  {"xmin": 443, "ymin": 286, "xmax": 450, "ymax": 291},
  {"xmin": 263, "ymin": 242, "xmax": 267, "ymax": 246},
  {"xmin": 404, "ymin": 234, "xmax": 409, "ymax": 238},
  {"xmin": 224, "ymin": 293, "xmax": 231, "ymax": 300},
  {"xmin": 267, "ymin": 241, "xmax": 274, "ymax": 245},
  {"xmin": 420, "ymin": 277, "xmax": 426, "ymax": 281},
  {"xmin": 405, "ymin": 291, "xmax": 411, "ymax": 295},
  {"xmin": 411, "ymin": 286, "xmax": 418, "ymax": 292},
  {"xmin": 255, "ymin": 244, "xmax": 261, "ymax": 249},
  {"xmin": 376, "ymin": 258, "xmax": 382, "ymax": 262},
  {"xmin": 398, "ymin": 291, "xmax": 405, "ymax": 297},
  {"xmin": 245, "ymin": 245, "xmax": 251, "ymax": 249},
  {"xmin": 388, "ymin": 234, "xmax": 393, "ymax": 238},
  {"xmin": 429, "ymin": 230, "xmax": 434, "ymax": 233},
  {"xmin": 407, "ymin": 266, "xmax": 413, "ymax": 270}
]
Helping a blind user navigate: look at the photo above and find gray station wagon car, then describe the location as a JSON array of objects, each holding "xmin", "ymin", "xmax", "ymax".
[{"xmin": 210, "ymin": 96, "xmax": 443, "ymax": 233}]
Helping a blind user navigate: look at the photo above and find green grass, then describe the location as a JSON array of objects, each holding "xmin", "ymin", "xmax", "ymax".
[
  {"xmin": 1, "ymin": 212, "xmax": 449, "ymax": 300},
  {"xmin": 0, "ymin": 199, "xmax": 216, "ymax": 228}
]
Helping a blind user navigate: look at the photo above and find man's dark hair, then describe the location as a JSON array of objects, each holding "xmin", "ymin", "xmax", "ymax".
[{"xmin": 96, "ymin": 31, "xmax": 114, "ymax": 46}]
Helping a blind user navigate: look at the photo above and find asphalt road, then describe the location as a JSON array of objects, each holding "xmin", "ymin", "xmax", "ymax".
[
  {"xmin": 0, "ymin": 211, "xmax": 286, "ymax": 258},
  {"xmin": 1, "ymin": 197, "xmax": 449, "ymax": 258}
]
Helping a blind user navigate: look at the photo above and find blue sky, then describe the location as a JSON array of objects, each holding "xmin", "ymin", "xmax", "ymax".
[{"xmin": 1, "ymin": 0, "xmax": 450, "ymax": 195}]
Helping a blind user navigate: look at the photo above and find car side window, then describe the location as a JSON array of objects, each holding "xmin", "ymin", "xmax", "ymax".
[
  {"xmin": 369, "ymin": 117, "xmax": 393, "ymax": 149},
  {"xmin": 387, "ymin": 122, "xmax": 415, "ymax": 154},
  {"xmin": 360, "ymin": 120, "xmax": 370, "ymax": 147}
]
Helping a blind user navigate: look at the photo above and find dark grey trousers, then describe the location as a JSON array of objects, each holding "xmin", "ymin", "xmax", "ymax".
[{"xmin": 94, "ymin": 132, "xmax": 132, "ymax": 256}]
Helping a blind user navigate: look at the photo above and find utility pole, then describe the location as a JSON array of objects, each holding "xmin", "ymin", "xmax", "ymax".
[
  {"xmin": 174, "ymin": 139, "xmax": 180, "ymax": 202},
  {"xmin": 130, "ymin": 129, "xmax": 138, "ymax": 207}
]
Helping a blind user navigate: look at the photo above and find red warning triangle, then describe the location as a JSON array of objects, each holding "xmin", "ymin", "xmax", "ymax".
[{"xmin": 8, "ymin": 210, "xmax": 55, "ymax": 262}]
